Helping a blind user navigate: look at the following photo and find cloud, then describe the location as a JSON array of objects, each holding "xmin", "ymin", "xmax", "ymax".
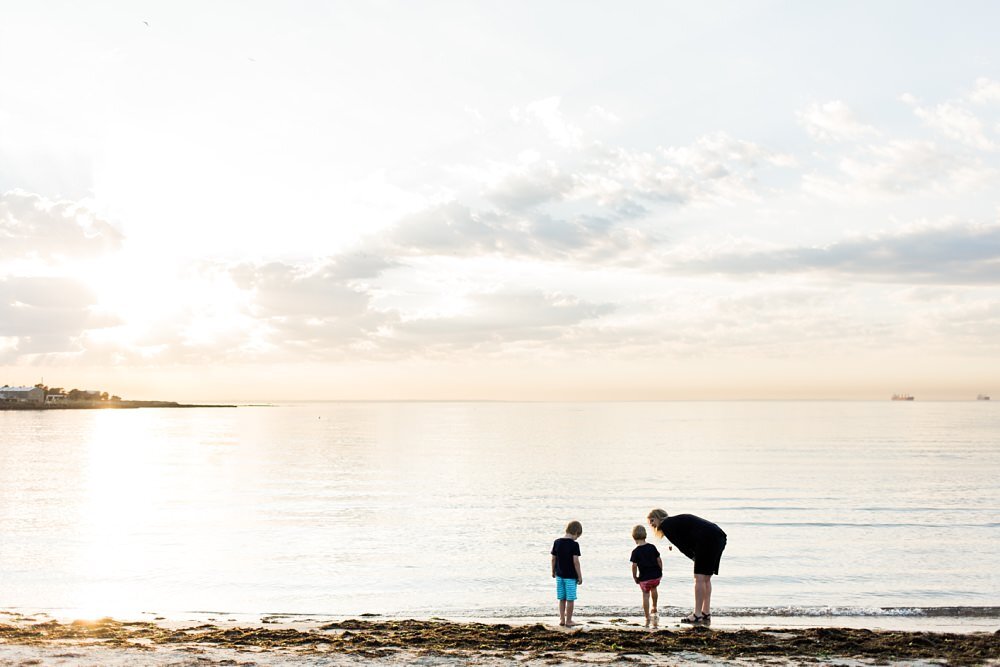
[
  {"xmin": 0, "ymin": 248, "xmax": 621, "ymax": 364},
  {"xmin": 928, "ymin": 298, "xmax": 1000, "ymax": 346},
  {"xmin": 302, "ymin": 252, "xmax": 399, "ymax": 282},
  {"xmin": 385, "ymin": 202, "xmax": 509, "ymax": 255},
  {"xmin": 702, "ymin": 287, "xmax": 895, "ymax": 353},
  {"xmin": 588, "ymin": 105, "xmax": 621, "ymax": 124},
  {"xmin": 840, "ymin": 140, "xmax": 970, "ymax": 192},
  {"xmin": 171, "ymin": 258, "xmax": 621, "ymax": 360},
  {"xmin": 902, "ymin": 83, "xmax": 999, "ymax": 150},
  {"xmin": 379, "ymin": 131, "xmax": 790, "ymax": 266},
  {"xmin": 0, "ymin": 276, "xmax": 117, "ymax": 356},
  {"xmin": 0, "ymin": 190, "xmax": 123, "ymax": 260},
  {"xmin": 7, "ymin": 83, "xmax": 1000, "ymax": 375},
  {"xmin": 501, "ymin": 101, "xmax": 791, "ymax": 215},
  {"xmin": 969, "ymin": 77, "xmax": 1000, "ymax": 105},
  {"xmin": 580, "ymin": 132, "xmax": 788, "ymax": 209},
  {"xmin": 484, "ymin": 159, "xmax": 574, "ymax": 211},
  {"xmin": 798, "ymin": 101, "xmax": 878, "ymax": 143},
  {"xmin": 388, "ymin": 290, "xmax": 615, "ymax": 349},
  {"xmin": 675, "ymin": 221, "xmax": 1000, "ymax": 284},
  {"xmin": 511, "ymin": 97, "xmax": 582, "ymax": 149},
  {"xmin": 228, "ymin": 259, "xmax": 397, "ymax": 357},
  {"xmin": 914, "ymin": 102, "xmax": 995, "ymax": 151},
  {"xmin": 806, "ymin": 139, "xmax": 995, "ymax": 197},
  {"xmin": 800, "ymin": 91, "xmax": 997, "ymax": 199},
  {"xmin": 235, "ymin": 263, "xmax": 370, "ymax": 319},
  {"xmin": 381, "ymin": 201, "xmax": 656, "ymax": 264},
  {"xmin": 183, "ymin": 256, "xmax": 620, "ymax": 359}
]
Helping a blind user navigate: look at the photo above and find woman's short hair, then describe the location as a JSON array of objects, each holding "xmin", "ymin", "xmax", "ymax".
[
  {"xmin": 647, "ymin": 508, "xmax": 668, "ymax": 536},
  {"xmin": 647, "ymin": 508, "xmax": 668, "ymax": 523}
]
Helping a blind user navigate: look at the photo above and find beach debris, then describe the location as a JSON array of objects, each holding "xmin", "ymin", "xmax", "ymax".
[{"xmin": 0, "ymin": 617, "xmax": 996, "ymax": 664}]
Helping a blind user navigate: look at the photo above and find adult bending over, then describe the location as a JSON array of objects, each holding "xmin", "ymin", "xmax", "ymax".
[{"xmin": 647, "ymin": 508, "xmax": 727, "ymax": 624}]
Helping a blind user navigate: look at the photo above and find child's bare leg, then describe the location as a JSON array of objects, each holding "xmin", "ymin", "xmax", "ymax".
[
  {"xmin": 558, "ymin": 599, "xmax": 566, "ymax": 625},
  {"xmin": 651, "ymin": 587, "xmax": 659, "ymax": 614},
  {"xmin": 565, "ymin": 601, "xmax": 576, "ymax": 626}
]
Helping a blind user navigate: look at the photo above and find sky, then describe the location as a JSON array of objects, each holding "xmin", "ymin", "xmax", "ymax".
[{"xmin": 2, "ymin": 1, "xmax": 1000, "ymax": 401}]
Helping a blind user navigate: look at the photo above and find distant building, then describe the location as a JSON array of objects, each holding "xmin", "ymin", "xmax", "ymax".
[
  {"xmin": 45, "ymin": 394, "xmax": 67, "ymax": 403},
  {"xmin": 0, "ymin": 385, "xmax": 45, "ymax": 404}
]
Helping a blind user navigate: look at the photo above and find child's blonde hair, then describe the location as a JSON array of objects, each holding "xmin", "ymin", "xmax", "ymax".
[
  {"xmin": 565, "ymin": 520, "xmax": 583, "ymax": 536},
  {"xmin": 632, "ymin": 525, "xmax": 646, "ymax": 540}
]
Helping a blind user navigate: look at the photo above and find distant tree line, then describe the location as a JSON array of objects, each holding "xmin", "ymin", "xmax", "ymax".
[{"xmin": 34, "ymin": 384, "xmax": 121, "ymax": 401}]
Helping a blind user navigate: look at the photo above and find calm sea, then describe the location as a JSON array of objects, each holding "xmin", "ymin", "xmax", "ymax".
[{"xmin": 1, "ymin": 401, "xmax": 997, "ymax": 620}]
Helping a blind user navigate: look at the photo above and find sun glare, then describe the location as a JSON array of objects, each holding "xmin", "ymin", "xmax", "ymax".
[
  {"xmin": 81, "ymin": 252, "xmax": 255, "ymax": 355},
  {"xmin": 69, "ymin": 411, "xmax": 160, "ymax": 618}
]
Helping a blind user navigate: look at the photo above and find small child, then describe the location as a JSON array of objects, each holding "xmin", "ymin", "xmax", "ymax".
[
  {"xmin": 550, "ymin": 520, "xmax": 583, "ymax": 627},
  {"xmin": 630, "ymin": 525, "xmax": 663, "ymax": 628}
]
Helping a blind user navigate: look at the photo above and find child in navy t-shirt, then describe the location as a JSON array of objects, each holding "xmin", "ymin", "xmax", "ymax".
[
  {"xmin": 550, "ymin": 520, "xmax": 583, "ymax": 627},
  {"xmin": 630, "ymin": 525, "xmax": 663, "ymax": 628}
]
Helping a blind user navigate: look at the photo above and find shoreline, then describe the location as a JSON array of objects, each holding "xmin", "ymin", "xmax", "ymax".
[{"xmin": 1, "ymin": 612, "xmax": 997, "ymax": 666}]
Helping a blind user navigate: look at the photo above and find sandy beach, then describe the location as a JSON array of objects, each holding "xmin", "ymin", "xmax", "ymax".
[{"xmin": 1, "ymin": 612, "xmax": 997, "ymax": 666}]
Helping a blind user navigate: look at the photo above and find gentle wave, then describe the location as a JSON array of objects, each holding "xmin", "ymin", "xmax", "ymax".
[
  {"xmin": 7, "ymin": 605, "xmax": 1000, "ymax": 622},
  {"xmin": 721, "ymin": 506, "xmax": 1000, "ymax": 512},
  {"xmin": 712, "ymin": 606, "xmax": 1000, "ymax": 618},
  {"xmin": 727, "ymin": 521, "xmax": 1000, "ymax": 528},
  {"xmin": 400, "ymin": 606, "xmax": 1000, "ymax": 619}
]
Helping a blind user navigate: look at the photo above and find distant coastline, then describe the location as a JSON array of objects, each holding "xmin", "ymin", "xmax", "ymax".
[
  {"xmin": 0, "ymin": 383, "xmax": 236, "ymax": 410},
  {"xmin": 0, "ymin": 400, "xmax": 236, "ymax": 410}
]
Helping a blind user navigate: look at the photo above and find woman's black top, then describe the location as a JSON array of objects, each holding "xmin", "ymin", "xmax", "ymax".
[{"xmin": 659, "ymin": 514, "xmax": 726, "ymax": 560}]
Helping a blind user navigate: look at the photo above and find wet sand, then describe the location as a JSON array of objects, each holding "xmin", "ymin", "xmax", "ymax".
[{"xmin": 1, "ymin": 613, "xmax": 997, "ymax": 666}]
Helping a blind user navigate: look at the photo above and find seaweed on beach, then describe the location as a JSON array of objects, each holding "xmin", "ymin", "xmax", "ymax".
[{"xmin": 0, "ymin": 617, "xmax": 997, "ymax": 665}]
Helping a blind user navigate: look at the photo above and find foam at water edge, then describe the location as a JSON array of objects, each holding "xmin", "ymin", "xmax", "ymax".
[{"xmin": 422, "ymin": 605, "xmax": 1000, "ymax": 619}]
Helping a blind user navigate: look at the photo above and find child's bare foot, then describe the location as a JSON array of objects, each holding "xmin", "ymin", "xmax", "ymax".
[{"xmin": 564, "ymin": 621, "xmax": 580, "ymax": 628}]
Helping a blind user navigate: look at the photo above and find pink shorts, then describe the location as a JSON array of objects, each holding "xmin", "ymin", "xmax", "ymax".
[{"xmin": 638, "ymin": 577, "xmax": 661, "ymax": 592}]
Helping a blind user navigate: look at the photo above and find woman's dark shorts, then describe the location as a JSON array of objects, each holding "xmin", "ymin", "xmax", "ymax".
[{"xmin": 693, "ymin": 535, "xmax": 727, "ymax": 576}]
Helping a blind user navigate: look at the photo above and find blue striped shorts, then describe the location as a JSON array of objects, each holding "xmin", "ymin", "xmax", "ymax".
[{"xmin": 555, "ymin": 576, "xmax": 578, "ymax": 601}]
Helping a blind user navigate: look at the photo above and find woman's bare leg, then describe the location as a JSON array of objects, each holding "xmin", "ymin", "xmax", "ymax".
[{"xmin": 695, "ymin": 574, "xmax": 713, "ymax": 616}]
